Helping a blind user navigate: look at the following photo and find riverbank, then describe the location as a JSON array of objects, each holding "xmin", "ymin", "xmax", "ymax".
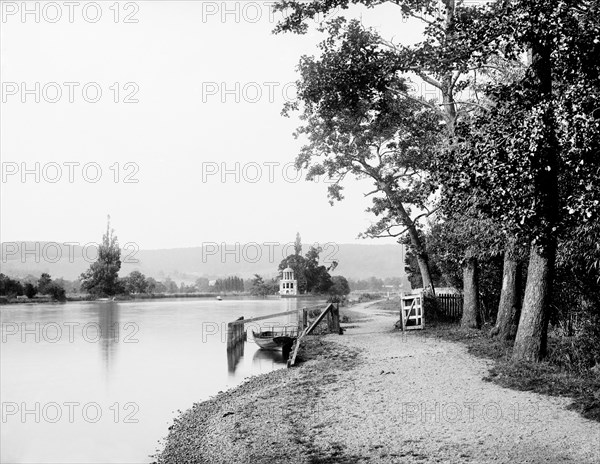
[
  {"xmin": 0, "ymin": 293, "xmax": 332, "ymax": 305},
  {"xmin": 0, "ymin": 293, "xmax": 244, "ymax": 305},
  {"xmin": 154, "ymin": 300, "xmax": 600, "ymax": 463}
]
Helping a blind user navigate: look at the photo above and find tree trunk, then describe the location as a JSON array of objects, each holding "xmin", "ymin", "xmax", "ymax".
[
  {"xmin": 491, "ymin": 242, "xmax": 521, "ymax": 340},
  {"xmin": 512, "ymin": 246, "xmax": 553, "ymax": 360},
  {"xmin": 383, "ymin": 187, "xmax": 435, "ymax": 296},
  {"xmin": 512, "ymin": 244, "xmax": 555, "ymax": 361},
  {"xmin": 414, "ymin": 250, "xmax": 434, "ymax": 296},
  {"xmin": 461, "ymin": 257, "xmax": 480, "ymax": 329},
  {"xmin": 512, "ymin": 34, "xmax": 559, "ymax": 362}
]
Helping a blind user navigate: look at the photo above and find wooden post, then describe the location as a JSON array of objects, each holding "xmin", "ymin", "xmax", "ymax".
[
  {"xmin": 227, "ymin": 316, "xmax": 244, "ymax": 349},
  {"xmin": 303, "ymin": 308, "xmax": 308, "ymax": 329},
  {"xmin": 331, "ymin": 303, "xmax": 340, "ymax": 334},
  {"xmin": 226, "ymin": 322, "xmax": 235, "ymax": 349}
]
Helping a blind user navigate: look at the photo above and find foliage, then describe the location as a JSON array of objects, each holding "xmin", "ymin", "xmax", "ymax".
[
  {"xmin": 304, "ymin": 246, "xmax": 334, "ymax": 293},
  {"xmin": 548, "ymin": 315, "xmax": 600, "ymax": 375},
  {"xmin": 279, "ymin": 241, "xmax": 336, "ymax": 294},
  {"xmin": 329, "ymin": 275, "xmax": 351, "ymax": 296},
  {"xmin": 37, "ymin": 273, "xmax": 52, "ymax": 294},
  {"xmin": 163, "ymin": 278, "xmax": 178, "ymax": 294},
  {"xmin": 80, "ymin": 219, "xmax": 123, "ymax": 297},
  {"xmin": 45, "ymin": 282, "xmax": 66, "ymax": 301},
  {"xmin": 34, "ymin": 273, "xmax": 66, "ymax": 301},
  {"xmin": 552, "ymin": 221, "xmax": 600, "ymax": 336},
  {"xmin": 404, "ymin": 242, "xmax": 447, "ymax": 290},
  {"xmin": 146, "ymin": 277, "xmax": 158, "ymax": 293},
  {"xmin": 24, "ymin": 283, "xmax": 37, "ymax": 299},
  {"xmin": 123, "ymin": 271, "xmax": 149, "ymax": 294},
  {"xmin": 281, "ymin": 17, "xmax": 444, "ymax": 289},
  {"xmin": 249, "ymin": 274, "xmax": 279, "ymax": 296},
  {"xmin": 195, "ymin": 278, "xmax": 210, "ymax": 293},
  {"xmin": 0, "ymin": 274, "xmax": 24, "ymax": 297},
  {"xmin": 404, "ymin": 221, "xmax": 516, "ymax": 321},
  {"xmin": 294, "ymin": 232, "xmax": 303, "ymax": 255},
  {"xmin": 213, "ymin": 276, "xmax": 245, "ymax": 293}
]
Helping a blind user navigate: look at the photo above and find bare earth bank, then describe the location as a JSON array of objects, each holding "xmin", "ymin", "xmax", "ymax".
[{"xmin": 154, "ymin": 301, "xmax": 600, "ymax": 464}]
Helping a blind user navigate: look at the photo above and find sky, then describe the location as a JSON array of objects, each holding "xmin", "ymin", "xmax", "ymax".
[{"xmin": 0, "ymin": 0, "xmax": 428, "ymax": 249}]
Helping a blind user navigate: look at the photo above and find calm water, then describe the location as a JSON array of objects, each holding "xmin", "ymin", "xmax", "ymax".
[{"xmin": 0, "ymin": 297, "xmax": 323, "ymax": 463}]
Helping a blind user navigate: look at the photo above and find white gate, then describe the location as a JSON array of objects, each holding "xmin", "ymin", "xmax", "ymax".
[{"xmin": 400, "ymin": 292, "xmax": 424, "ymax": 330}]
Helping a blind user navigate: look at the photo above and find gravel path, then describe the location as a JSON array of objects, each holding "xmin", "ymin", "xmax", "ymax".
[
  {"xmin": 313, "ymin": 302, "xmax": 600, "ymax": 463},
  {"xmin": 155, "ymin": 301, "xmax": 600, "ymax": 464}
]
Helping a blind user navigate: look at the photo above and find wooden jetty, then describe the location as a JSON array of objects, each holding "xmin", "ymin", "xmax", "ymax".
[
  {"xmin": 225, "ymin": 303, "xmax": 341, "ymax": 368},
  {"xmin": 226, "ymin": 309, "xmax": 298, "ymax": 349}
]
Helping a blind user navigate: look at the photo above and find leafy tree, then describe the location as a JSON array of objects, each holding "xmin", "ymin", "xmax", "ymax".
[
  {"xmin": 124, "ymin": 271, "xmax": 148, "ymax": 294},
  {"xmin": 304, "ymin": 246, "xmax": 334, "ymax": 293},
  {"xmin": 405, "ymin": 245, "xmax": 447, "ymax": 290},
  {"xmin": 276, "ymin": 0, "xmax": 600, "ymax": 362},
  {"xmin": 249, "ymin": 274, "xmax": 278, "ymax": 296},
  {"xmin": 53, "ymin": 278, "xmax": 80, "ymax": 294},
  {"xmin": 553, "ymin": 221, "xmax": 600, "ymax": 344},
  {"xmin": 280, "ymin": 244, "xmax": 336, "ymax": 294},
  {"xmin": 440, "ymin": 0, "xmax": 600, "ymax": 360},
  {"xmin": 250, "ymin": 274, "xmax": 269, "ymax": 296},
  {"xmin": 265, "ymin": 278, "xmax": 280, "ymax": 295},
  {"xmin": 21, "ymin": 274, "xmax": 38, "ymax": 286},
  {"xmin": 294, "ymin": 232, "xmax": 303, "ymax": 255},
  {"xmin": 213, "ymin": 276, "xmax": 245, "ymax": 293},
  {"xmin": 146, "ymin": 277, "xmax": 158, "ymax": 294},
  {"xmin": 163, "ymin": 278, "xmax": 178, "ymax": 294},
  {"xmin": 152, "ymin": 279, "xmax": 168, "ymax": 294},
  {"xmin": 37, "ymin": 273, "xmax": 52, "ymax": 295},
  {"xmin": 330, "ymin": 275, "xmax": 350, "ymax": 296},
  {"xmin": 24, "ymin": 283, "xmax": 37, "ymax": 299},
  {"xmin": 80, "ymin": 218, "xmax": 123, "ymax": 297},
  {"xmin": 195, "ymin": 277, "xmax": 210, "ymax": 292},
  {"xmin": 45, "ymin": 282, "xmax": 66, "ymax": 301},
  {"xmin": 274, "ymin": 0, "xmax": 515, "ymax": 304},
  {"xmin": 282, "ymin": 19, "xmax": 441, "ymax": 294}
]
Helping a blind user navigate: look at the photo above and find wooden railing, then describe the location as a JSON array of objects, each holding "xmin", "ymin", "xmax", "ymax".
[{"xmin": 288, "ymin": 303, "xmax": 339, "ymax": 367}]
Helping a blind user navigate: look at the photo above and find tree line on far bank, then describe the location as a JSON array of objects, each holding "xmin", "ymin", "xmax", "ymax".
[
  {"xmin": 0, "ymin": 272, "xmax": 67, "ymax": 301},
  {"xmin": 0, "ymin": 227, "xmax": 404, "ymax": 302},
  {"xmin": 1, "ymin": 224, "xmax": 367, "ymax": 301}
]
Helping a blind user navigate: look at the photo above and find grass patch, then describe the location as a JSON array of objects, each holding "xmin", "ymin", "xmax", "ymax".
[
  {"xmin": 419, "ymin": 322, "xmax": 600, "ymax": 422},
  {"xmin": 369, "ymin": 297, "xmax": 401, "ymax": 313}
]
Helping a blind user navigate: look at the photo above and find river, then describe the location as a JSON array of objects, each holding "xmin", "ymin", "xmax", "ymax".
[{"xmin": 0, "ymin": 297, "xmax": 324, "ymax": 463}]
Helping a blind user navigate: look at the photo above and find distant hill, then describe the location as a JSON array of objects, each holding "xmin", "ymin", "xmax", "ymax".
[{"xmin": 0, "ymin": 241, "xmax": 409, "ymax": 284}]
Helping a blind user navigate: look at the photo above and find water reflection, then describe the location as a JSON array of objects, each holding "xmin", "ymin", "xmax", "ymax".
[
  {"xmin": 252, "ymin": 348, "xmax": 285, "ymax": 365},
  {"xmin": 228, "ymin": 341, "xmax": 291, "ymax": 374},
  {"xmin": 97, "ymin": 302, "xmax": 120, "ymax": 374},
  {"xmin": 227, "ymin": 338, "xmax": 245, "ymax": 373}
]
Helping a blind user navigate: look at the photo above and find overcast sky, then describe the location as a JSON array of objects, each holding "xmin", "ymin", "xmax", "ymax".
[{"xmin": 1, "ymin": 1, "xmax": 426, "ymax": 249}]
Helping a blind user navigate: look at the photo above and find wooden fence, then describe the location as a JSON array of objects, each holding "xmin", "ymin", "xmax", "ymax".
[
  {"xmin": 288, "ymin": 303, "xmax": 338, "ymax": 367},
  {"xmin": 437, "ymin": 293, "xmax": 463, "ymax": 320}
]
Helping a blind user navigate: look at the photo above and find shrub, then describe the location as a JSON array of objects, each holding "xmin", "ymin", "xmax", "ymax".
[
  {"xmin": 46, "ymin": 282, "xmax": 66, "ymax": 301},
  {"xmin": 24, "ymin": 283, "xmax": 37, "ymax": 299}
]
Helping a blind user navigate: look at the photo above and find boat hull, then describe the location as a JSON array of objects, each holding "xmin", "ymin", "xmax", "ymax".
[{"xmin": 252, "ymin": 331, "xmax": 296, "ymax": 351}]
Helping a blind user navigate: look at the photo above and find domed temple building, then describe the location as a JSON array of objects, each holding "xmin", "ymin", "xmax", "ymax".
[{"xmin": 279, "ymin": 267, "xmax": 298, "ymax": 297}]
